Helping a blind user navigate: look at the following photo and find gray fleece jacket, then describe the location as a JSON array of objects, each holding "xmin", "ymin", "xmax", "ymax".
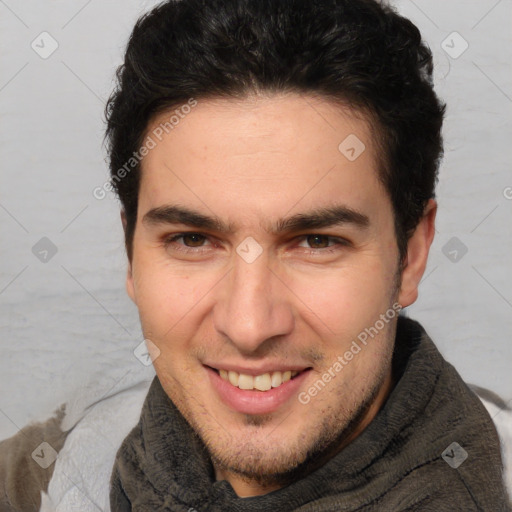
[{"xmin": 109, "ymin": 317, "xmax": 511, "ymax": 511}]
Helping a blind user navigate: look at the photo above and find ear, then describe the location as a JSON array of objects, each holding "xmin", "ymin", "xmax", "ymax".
[
  {"xmin": 398, "ymin": 199, "xmax": 437, "ymax": 308},
  {"xmin": 121, "ymin": 210, "xmax": 136, "ymax": 304}
]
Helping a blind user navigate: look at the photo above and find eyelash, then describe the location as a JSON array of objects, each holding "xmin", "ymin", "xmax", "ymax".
[{"xmin": 162, "ymin": 233, "xmax": 350, "ymax": 255}]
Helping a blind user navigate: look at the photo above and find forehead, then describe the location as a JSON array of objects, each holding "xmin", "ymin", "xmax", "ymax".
[{"xmin": 138, "ymin": 93, "xmax": 388, "ymax": 227}]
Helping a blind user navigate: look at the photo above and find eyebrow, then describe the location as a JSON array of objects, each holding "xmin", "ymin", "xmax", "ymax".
[{"xmin": 142, "ymin": 204, "xmax": 370, "ymax": 234}]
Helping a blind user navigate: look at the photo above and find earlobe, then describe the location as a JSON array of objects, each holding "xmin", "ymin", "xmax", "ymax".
[
  {"xmin": 126, "ymin": 262, "xmax": 136, "ymax": 303},
  {"xmin": 398, "ymin": 199, "xmax": 437, "ymax": 308},
  {"xmin": 121, "ymin": 210, "xmax": 137, "ymax": 304}
]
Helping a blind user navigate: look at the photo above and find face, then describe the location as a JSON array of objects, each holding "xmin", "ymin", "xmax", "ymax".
[{"xmin": 126, "ymin": 93, "xmax": 430, "ymax": 494}]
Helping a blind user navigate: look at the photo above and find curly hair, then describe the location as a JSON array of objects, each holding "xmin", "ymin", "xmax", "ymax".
[{"xmin": 105, "ymin": 0, "xmax": 445, "ymax": 262}]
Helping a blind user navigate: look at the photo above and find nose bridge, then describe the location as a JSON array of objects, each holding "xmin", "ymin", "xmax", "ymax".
[{"xmin": 213, "ymin": 250, "xmax": 293, "ymax": 352}]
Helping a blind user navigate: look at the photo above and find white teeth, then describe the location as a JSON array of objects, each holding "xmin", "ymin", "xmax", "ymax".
[
  {"xmin": 238, "ymin": 373, "xmax": 253, "ymax": 390},
  {"xmin": 271, "ymin": 371, "xmax": 282, "ymax": 388},
  {"xmin": 218, "ymin": 369, "xmax": 301, "ymax": 391},
  {"xmin": 228, "ymin": 371, "xmax": 239, "ymax": 387},
  {"xmin": 254, "ymin": 373, "xmax": 272, "ymax": 391}
]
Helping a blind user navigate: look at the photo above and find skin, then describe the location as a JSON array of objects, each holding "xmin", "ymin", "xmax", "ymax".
[{"xmin": 124, "ymin": 92, "xmax": 436, "ymax": 497}]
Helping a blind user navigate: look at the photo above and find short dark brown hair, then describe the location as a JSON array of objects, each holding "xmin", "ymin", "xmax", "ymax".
[{"xmin": 105, "ymin": 0, "xmax": 445, "ymax": 262}]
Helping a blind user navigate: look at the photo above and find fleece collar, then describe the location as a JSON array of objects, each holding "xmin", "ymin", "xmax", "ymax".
[{"xmin": 110, "ymin": 317, "xmax": 449, "ymax": 511}]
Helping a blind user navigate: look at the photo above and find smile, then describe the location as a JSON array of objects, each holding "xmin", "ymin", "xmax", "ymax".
[
  {"xmin": 217, "ymin": 369, "xmax": 300, "ymax": 391},
  {"xmin": 205, "ymin": 365, "xmax": 312, "ymax": 415}
]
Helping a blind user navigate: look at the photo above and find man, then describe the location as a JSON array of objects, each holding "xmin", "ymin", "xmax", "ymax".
[
  {"xmin": 103, "ymin": 0, "xmax": 510, "ymax": 509},
  {"xmin": 1, "ymin": 0, "xmax": 510, "ymax": 510}
]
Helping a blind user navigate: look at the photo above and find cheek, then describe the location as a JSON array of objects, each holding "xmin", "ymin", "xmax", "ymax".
[
  {"xmin": 131, "ymin": 258, "xmax": 202, "ymax": 337},
  {"xmin": 288, "ymin": 260, "xmax": 392, "ymax": 333}
]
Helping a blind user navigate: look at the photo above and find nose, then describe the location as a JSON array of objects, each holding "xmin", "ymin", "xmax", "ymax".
[{"xmin": 213, "ymin": 251, "xmax": 294, "ymax": 354}]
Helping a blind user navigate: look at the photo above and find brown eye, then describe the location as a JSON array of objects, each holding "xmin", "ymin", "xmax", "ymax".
[
  {"xmin": 181, "ymin": 233, "xmax": 206, "ymax": 247},
  {"xmin": 306, "ymin": 235, "xmax": 330, "ymax": 249},
  {"xmin": 163, "ymin": 232, "xmax": 214, "ymax": 254}
]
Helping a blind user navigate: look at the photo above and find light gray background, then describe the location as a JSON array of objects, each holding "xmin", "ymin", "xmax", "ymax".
[{"xmin": 1, "ymin": 0, "xmax": 511, "ymax": 440}]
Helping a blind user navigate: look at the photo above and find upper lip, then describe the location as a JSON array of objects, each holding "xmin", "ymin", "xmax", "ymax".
[{"xmin": 204, "ymin": 363, "xmax": 311, "ymax": 376}]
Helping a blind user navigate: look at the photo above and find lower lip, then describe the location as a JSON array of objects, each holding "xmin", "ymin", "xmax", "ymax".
[{"xmin": 206, "ymin": 366, "xmax": 311, "ymax": 415}]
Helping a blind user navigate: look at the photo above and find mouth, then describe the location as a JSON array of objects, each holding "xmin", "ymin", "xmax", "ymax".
[
  {"xmin": 205, "ymin": 365, "xmax": 313, "ymax": 415},
  {"xmin": 212, "ymin": 367, "xmax": 304, "ymax": 391}
]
